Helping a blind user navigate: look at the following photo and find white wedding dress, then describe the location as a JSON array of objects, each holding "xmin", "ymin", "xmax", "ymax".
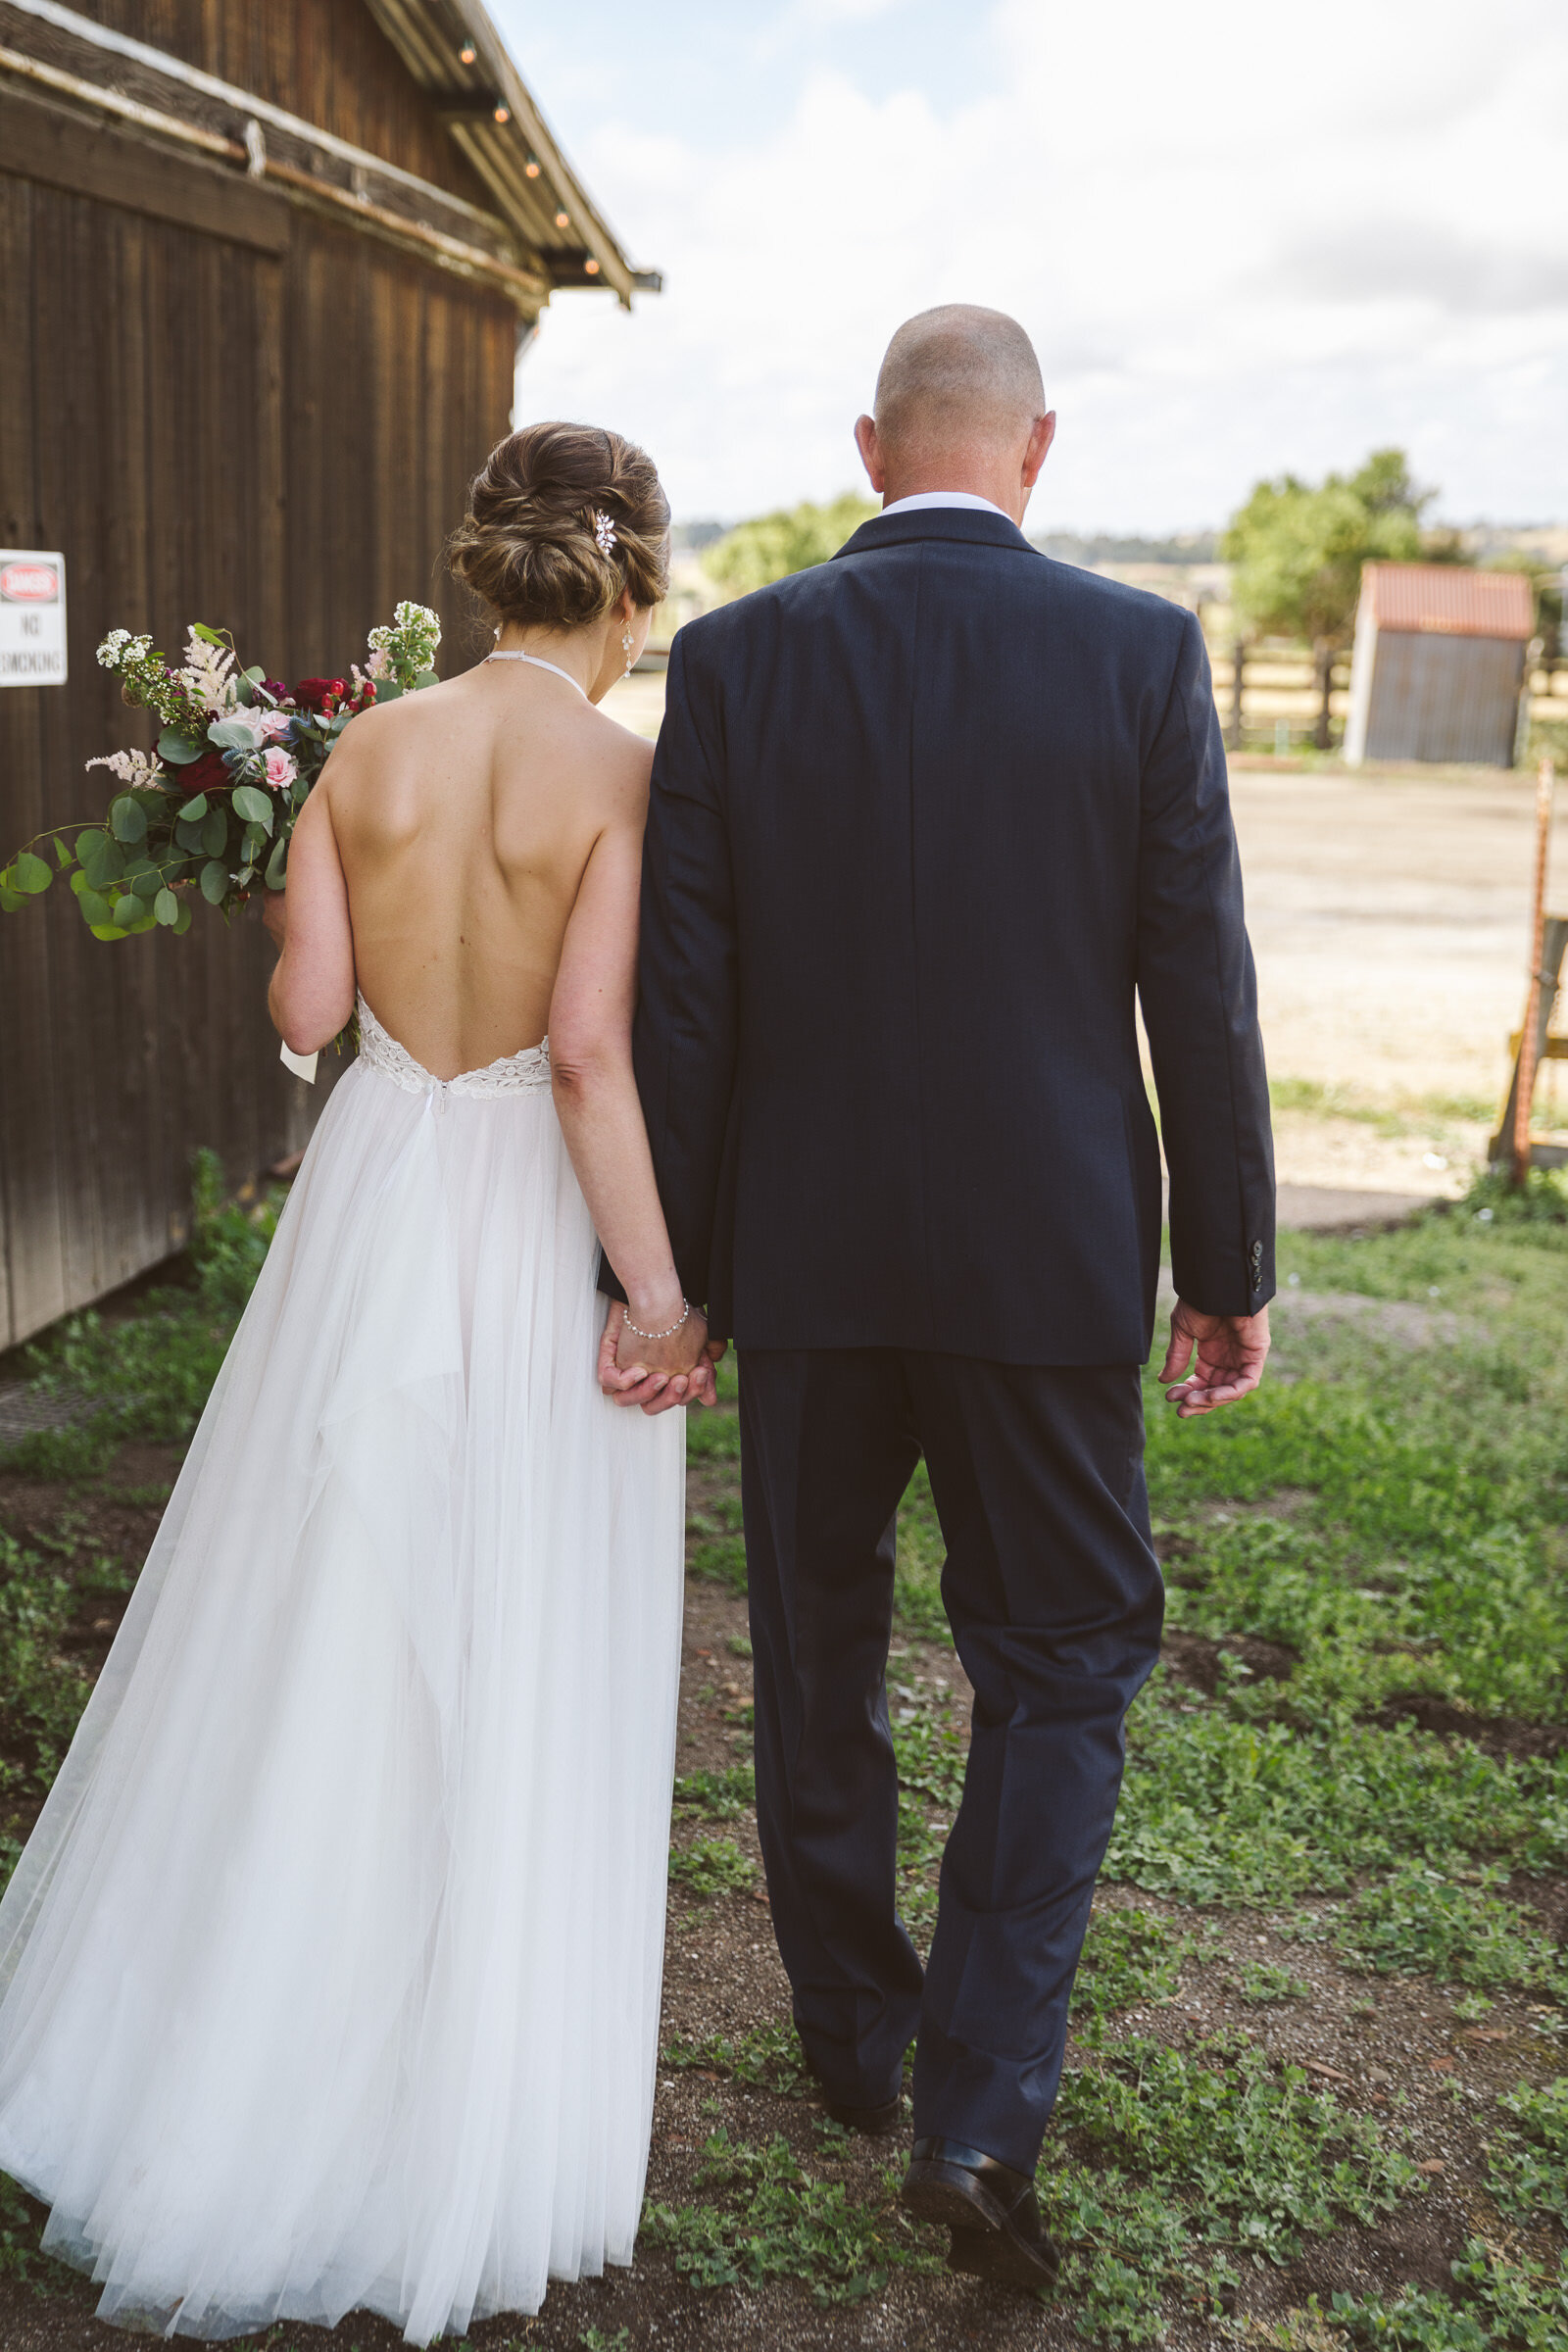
[{"xmin": 0, "ymin": 996, "xmax": 686, "ymax": 2343}]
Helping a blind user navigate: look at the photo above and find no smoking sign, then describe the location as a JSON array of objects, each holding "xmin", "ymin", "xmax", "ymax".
[{"xmin": 0, "ymin": 552, "xmax": 67, "ymax": 686}]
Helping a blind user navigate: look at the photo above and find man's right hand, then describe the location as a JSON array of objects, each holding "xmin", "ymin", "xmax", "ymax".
[{"xmin": 1159, "ymin": 1299, "xmax": 1270, "ymax": 1418}]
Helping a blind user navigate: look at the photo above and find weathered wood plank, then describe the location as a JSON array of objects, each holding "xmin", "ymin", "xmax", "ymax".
[{"xmin": 0, "ymin": 89, "xmax": 290, "ymax": 252}]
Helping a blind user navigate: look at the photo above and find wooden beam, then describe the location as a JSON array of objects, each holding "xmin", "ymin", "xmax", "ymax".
[{"xmin": 0, "ymin": 85, "xmax": 289, "ymax": 252}]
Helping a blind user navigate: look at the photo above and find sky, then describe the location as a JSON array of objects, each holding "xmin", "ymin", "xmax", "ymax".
[{"xmin": 489, "ymin": 0, "xmax": 1568, "ymax": 534}]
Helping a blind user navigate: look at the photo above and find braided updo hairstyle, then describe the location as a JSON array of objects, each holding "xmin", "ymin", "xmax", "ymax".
[{"xmin": 447, "ymin": 421, "xmax": 670, "ymax": 631}]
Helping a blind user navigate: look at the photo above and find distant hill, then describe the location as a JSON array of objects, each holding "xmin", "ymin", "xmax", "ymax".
[{"xmin": 1031, "ymin": 530, "xmax": 1220, "ymax": 565}]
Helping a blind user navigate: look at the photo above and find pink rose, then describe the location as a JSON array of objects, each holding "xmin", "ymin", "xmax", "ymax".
[
  {"xmin": 264, "ymin": 747, "xmax": 298, "ymax": 792},
  {"xmin": 258, "ymin": 709, "xmax": 294, "ymax": 743}
]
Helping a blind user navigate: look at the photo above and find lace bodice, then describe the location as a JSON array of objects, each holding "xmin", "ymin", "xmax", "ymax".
[{"xmin": 356, "ymin": 994, "xmax": 552, "ymax": 1097}]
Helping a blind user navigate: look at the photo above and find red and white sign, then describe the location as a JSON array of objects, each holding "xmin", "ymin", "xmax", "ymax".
[{"xmin": 0, "ymin": 551, "xmax": 67, "ymax": 686}]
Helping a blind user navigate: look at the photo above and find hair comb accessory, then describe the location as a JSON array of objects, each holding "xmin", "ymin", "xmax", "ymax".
[{"xmin": 592, "ymin": 510, "xmax": 618, "ymax": 557}]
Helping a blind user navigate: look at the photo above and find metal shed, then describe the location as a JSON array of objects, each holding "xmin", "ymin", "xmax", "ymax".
[
  {"xmin": 0, "ymin": 0, "xmax": 655, "ymax": 1349},
  {"xmin": 1344, "ymin": 563, "xmax": 1535, "ymax": 768}
]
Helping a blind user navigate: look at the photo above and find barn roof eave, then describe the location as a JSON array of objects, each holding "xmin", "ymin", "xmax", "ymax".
[{"xmin": 361, "ymin": 0, "xmax": 659, "ymax": 310}]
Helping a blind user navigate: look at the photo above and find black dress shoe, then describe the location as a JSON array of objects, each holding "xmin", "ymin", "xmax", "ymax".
[{"xmin": 900, "ymin": 2137, "xmax": 1060, "ymax": 2287}]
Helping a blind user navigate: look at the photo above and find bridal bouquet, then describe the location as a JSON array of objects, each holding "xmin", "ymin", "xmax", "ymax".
[{"xmin": 0, "ymin": 603, "xmax": 441, "ymax": 938}]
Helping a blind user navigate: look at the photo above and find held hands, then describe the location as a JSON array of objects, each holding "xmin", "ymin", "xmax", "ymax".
[
  {"xmin": 599, "ymin": 1298, "xmax": 725, "ymax": 1415},
  {"xmin": 1159, "ymin": 1298, "xmax": 1270, "ymax": 1418}
]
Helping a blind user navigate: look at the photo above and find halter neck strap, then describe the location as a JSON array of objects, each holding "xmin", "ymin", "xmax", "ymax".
[{"xmin": 484, "ymin": 650, "xmax": 588, "ymax": 698}]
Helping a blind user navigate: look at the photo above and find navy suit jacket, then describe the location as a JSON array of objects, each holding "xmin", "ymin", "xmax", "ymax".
[{"xmin": 612, "ymin": 505, "xmax": 1274, "ymax": 1363}]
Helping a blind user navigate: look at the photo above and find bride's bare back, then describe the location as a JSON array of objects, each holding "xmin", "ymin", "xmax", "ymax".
[{"xmin": 321, "ymin": 660, "xmax": 652, "ymax": 1078}]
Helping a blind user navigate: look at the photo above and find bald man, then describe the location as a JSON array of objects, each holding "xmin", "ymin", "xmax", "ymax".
[{"xmin": 603, "ymin": 304, "xmax": 1274, "ymax": 2287}]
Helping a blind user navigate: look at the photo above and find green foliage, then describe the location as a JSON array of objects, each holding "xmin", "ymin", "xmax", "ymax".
[
  {"xmin": 6, "ymin": 1151, "xmax": 284, "ymax": 1474},
  {"xmin": 672, "ymin": 1766, "xmax": 756, "ymax": 1820},
  {"xmin": 1041, "ymin": 2034, "xmax": 1420, "ymax": 2342},
  {"xmin": 1489, "ymin": 2077, "xmax": 1568, "ymax": 2228},
  {"xmin": 1231, "ymin": 1959, "xmax": 1312, "ymax": 2004},
  {"xmin": 575, "ymin": 2330, "xmax": 631, "ymax": 2351},
  {"xmin": 0, "ymin": 1534, "xmax": 91, "ymax": 1801},
  {"xmin": 703, "ymin": 494, "xmax": 878, "ymax": 596},
  {"xmin": 0, "ymin": 2171, "xmax": 76, "ymax": 2291},
  {"xmin": 642, "ymin": 2130, "xmax": 942, "ymax": 2303},
  {"xmin": 1071, "ymin": 1908, "xmax": 1195, "ymax": 2020},
  {"xmin": 1333, "ymin": 2241, "xmax": 1568, "ymax": 2351},
  {"xmin": 1107, "ymin": 1678, "xmax": 1568, "ymax": 1905},
  {"xmin": 662, "ymin": 2021, "xmax": 812, "ymax": 2097},
  {"xmin": 1223, "ymin": 448, "xmax": 1433, "ymax": 650},
  {"xmin": 668, "ymin": 1837, "xmax": 757, "ymax": 1897},
  {"xmin": 1335, "ymin": 1862, "xmax": 1565, "ymax": 1990}
]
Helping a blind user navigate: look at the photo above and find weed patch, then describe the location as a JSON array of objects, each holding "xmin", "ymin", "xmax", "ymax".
[
  {"xmin": 1335, "ymin": 1863, "xmax": 1566, "ymax": 1993},
  {"xmin": 642, "ymin": 2130, "xmax": 941, "ymax": 2304},
  {"xmin": 1072, "ymin": 1909, "xmax": 1195, "ymax": 2021},
  {"xmin": 662, "ymin": 2022, "xmax": 812, "ymax": 2098},
  {"xmin": 668, "ymin": 1838, "xmax": 757, "ymax": 1898}
]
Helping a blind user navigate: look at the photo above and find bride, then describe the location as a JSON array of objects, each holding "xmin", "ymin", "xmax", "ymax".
[{"xmin": 0, "ymin": 423, "xmax": 715, "ymax": 2342}]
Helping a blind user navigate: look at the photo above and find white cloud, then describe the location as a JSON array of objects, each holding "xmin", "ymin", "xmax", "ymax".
[{"xmin": 514, "ymin": 0, "xmax": 1568, "ymax": 528}]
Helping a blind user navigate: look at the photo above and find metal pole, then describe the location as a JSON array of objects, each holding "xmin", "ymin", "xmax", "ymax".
[{"xmin": 1513, "ymin": 756, "xmax": 1557, "ymax": 1182}]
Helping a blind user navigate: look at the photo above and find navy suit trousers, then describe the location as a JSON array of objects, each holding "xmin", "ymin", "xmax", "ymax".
[{"xmin": 738, "ymin": 1348, "xmax": 1164, "ymax": 2173}]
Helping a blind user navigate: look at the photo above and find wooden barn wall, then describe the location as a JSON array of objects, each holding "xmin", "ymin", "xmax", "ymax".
[
  {"xmin": 42, "ymin": 0, "xmax": 493, "ymax": 208},
  {"xmin": 0, "ymin": 136, "xmax": 516, "ymax": 1349}
]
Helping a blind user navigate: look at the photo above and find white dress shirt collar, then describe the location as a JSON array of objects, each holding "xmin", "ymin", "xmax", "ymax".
[{"xmin": 878, "ymin": 490, "xmax": 1014, "ymax": 521}]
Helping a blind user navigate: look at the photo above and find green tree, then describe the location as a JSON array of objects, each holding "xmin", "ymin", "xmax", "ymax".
[
  {"xmin": 702, "ymin": 492, "xmax": 878, "ymax": 597},
  {"xmin": 1222, "ymin": 449, "xmax": 1440, "ymax": 750}
]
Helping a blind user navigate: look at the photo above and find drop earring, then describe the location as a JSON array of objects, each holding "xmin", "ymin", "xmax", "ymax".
[{"xmin": 621, "ymin": 626, "xmax": 634, "ymax": 678}]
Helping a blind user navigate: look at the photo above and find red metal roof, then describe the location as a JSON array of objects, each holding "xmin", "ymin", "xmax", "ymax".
[{"xmin": 1361, "ymin": 562, "xmax": 1535, "ymax": 641}]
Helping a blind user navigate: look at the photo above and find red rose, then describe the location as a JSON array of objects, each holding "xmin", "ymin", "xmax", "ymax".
[
  {"xmin": 178, "ymin": 747, "xmax": 230, "ymax": 796},
  {"xmin": 291, "ymin": 677, "xmax": 341, "ymax": 713}
]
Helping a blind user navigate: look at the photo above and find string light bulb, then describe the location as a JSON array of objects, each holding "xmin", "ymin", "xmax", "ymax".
[
  {"xmin": 492, "ymin": 102, "xmax": 511, "ymax": 123},
  {"xmin": 555, "ymin": 206, "xmax": 570, "ymax": 228},
  {"xmin": 524, "ymin": 153, "xmax": 541, "ymax": 177},
  {"xmin": 584, "ymin": 257, "xmax": 600, "ymax": 275},
  {"xmin": 458, "ymin": 38, "xmax": 477, "ymax": 63}
]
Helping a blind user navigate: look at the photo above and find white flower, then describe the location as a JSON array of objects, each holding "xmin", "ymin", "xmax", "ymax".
[
  {"xmin": 86, "ymin": 748, "xmax": 163, "ymax": 788},
  {"xmin": 179, "ymin": 627, "xmax": 236, "ymax": 714}
]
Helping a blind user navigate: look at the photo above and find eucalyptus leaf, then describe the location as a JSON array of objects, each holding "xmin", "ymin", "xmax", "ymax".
[
  {"xmin": 52, "ymin": 835, "xmax": 74, "ymax": 869},
  {"xmin": 414, "ymin": 668, "xmax": 439, "ymax": 691},
  {"xmin": 241, "ymin": 824, "xmax": 267, "ymax": 863},
  {"xmin": 154, "ymin": 888, "xmax": 179, "ymax": 927},
  {"xmin": 264, "ymin": 836, "xmax": 288, "ymax": 890},
  {"xmin": 177, "ymin": 793, "xmax": 209, "ymax": 823},
  {"xmin": 111, "ymin": 797, "xmax": 148, "ymax": 845},
  {"xmin": 199, "ymin": 860, "xmax": 229, "ymax": 906},
  {"xmin": 157, "ymin": 730, "xmax": 202, "ymax": 765},
  {"xmin": 130, "ymin": 868, "xmax": 163, "ymax": 900},
  {"xmin": 209, "ymin": 718, "xmax": 261, "ymax": 753},
  {"xmin": 174, "ymin": 820, "xmax": 205, "ymax": 855},
  {"xmin": 172, "ymin": 897, "xmax": 192, "ymax": 935},
  {"xmin": 373, "ymin": 679, "xmax": 403, "ymax": 704},
  {"xmin": 75, "ymin": 886, "xmax": 112, "ymax": 925},
  {"xmin": 201, "ymin": 810, "xmax": 227, "ymax": 858},
  {"xmin": 89, "ymin": 921, "xmax": 127, "ymax": 942},
  {"xmin": 231, "ymin": 783, "xmax": 274, "ymax": 829},
  {"xmin": 0, "ymin": 882, "xmax": 25, "ymax": 915},
  {"xmin": 112, "ymin": 894, "xmax": 139, "ymax": 928},
  {"xmin": 15, "ymin": 852, "xmax": 52, "ymax": 894}
]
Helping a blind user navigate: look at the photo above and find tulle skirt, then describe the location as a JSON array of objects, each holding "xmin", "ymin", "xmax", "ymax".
[{"xmin": 0, "ymin": 1047, "xmax": 686, "ymax": 2341}]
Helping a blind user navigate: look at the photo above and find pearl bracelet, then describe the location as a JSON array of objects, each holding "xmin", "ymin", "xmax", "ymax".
[{"xmin": 622, "ymin": 1298, "xmax": 692, "ymax": 1342}]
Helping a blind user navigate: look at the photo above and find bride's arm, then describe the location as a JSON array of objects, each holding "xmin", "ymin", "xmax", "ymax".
[
  {"xmin": 550, "ymin": 815, "xmax": 713, "ymax": 1403},
  {"xmin": 266, "ymin": 785, "xmax": 357, "ymax": 1053}
]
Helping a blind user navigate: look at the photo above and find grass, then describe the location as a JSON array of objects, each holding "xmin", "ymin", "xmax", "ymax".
[
  {"xmin": 641, "ymin": 2128, "xmax": 943, "ymax": 2304},
  {"xmin": 11, "ymin": 1161, "xmax": 1568, "ymax": 2340}
]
